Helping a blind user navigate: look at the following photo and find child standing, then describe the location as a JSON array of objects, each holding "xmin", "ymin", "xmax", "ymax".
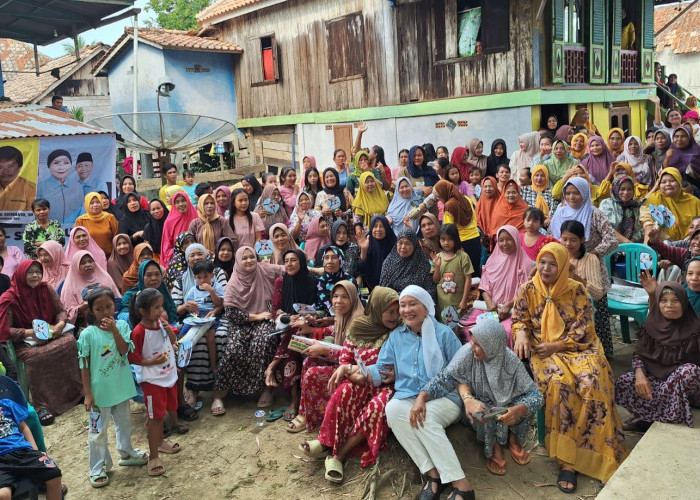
[
  {"xmin": 128, "ymin": 288, "xmax": 182, "ymax": 477},
  {"xmin": 432, "ymin": 224, "xmax": 474, "ymax": 321},
  {"xmin": 520, "ymin": 208, "xmax": 557, "ymax": 261},
  {"xmin": 181, "ymin": 260, "xmax": 224, "ymax": 375},
  {"xmin": 78, "ymin": 287, "xmax": 147, "ymax": 488},
  {"xmin": 182, "ymin": 169, "xmax": 198, "ymax": 204},
  {"xmin": 445, "ymin": 165, "xmax": 470, "ymax": 196},
  {"xmin": 466, "ymin": 166, "xmax": 483, "ymax": 204}
]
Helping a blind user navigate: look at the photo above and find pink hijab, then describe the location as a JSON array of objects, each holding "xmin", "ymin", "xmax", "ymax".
[
  {"xmin": 224, "ymin": 246, "xmax": 284, "ymax": 311},
  {"xmin": 303, "ymin": 218, "xmax": 330, "ymax": 265},
  {"xmin": 60, "ymin": 250, "xmax": 121, "ymax": 322},
  {"xmin": 160, "ymin": 191, "xmax": 198, "ymax": 265},
  {"xmin": 38, "ymin": 241, "xmax": 69, "ymax": 289},
  {"xmin": 479, "ymin": 225, "xmax": 534, "ymax": 304},
  {"xmin": 65, "ymin": 226, "xmax": 107, "ymax": 270},
  {"xmin": 300, "ymin": 155, "xmax": 317, "ymax": 188},
  {"xmin": 214, "ymin": 185, "xmax": 231, "ymax": 217},
  {"xmin": 581, "ymin": 136, "xmax": 616, "ymax": 183}
]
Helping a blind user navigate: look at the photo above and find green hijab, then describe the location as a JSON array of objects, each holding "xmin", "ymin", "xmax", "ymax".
[
  {"xmin": 122, "ymin": 260, "xmax": 178, "ymax": 325},
  {"xmin": 346, "ymin": 286, "xmax": 399, "ymax": 348},
  {"xmin": 543, "ymin": 140, "xmax": 577, "ymax": 182}
]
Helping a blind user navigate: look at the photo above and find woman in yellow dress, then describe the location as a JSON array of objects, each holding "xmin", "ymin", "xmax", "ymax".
[{"xmin": 511, "ymin": 242, "xmax": 627, "ymax": 493}]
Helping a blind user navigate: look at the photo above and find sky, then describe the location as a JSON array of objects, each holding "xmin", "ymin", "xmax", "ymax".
[{"xmin": 40, "ymin": 0, "xmax": 154, "ymax": 58}]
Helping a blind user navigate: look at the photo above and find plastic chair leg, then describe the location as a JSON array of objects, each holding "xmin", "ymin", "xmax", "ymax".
[
  {"xmin": 4, "ymin": 343, "xmax": 30, "ymax": 398},
  {"xmin": 620, "ymin": 316, "xmax": 631, "ymax": 343},
  {"xmin": 536, "ymin": 407, "xmax": 546, "ymax": 447}
]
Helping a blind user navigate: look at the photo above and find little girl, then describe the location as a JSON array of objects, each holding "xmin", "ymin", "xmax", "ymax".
[
  {"xmin": 444, "ymin": 165, "xmax": 470, "ymax": 196},
  {"xmin": 432, "ymin": 223, "xmax": 474, "ymax": 323},
  {"xmin": 520, "ymin": 208, "xmax": 557, "ymax": 261},
  {"xmin": 127, "ymin": 288, "xmax": 182, "ymax": 477},
  {"xmin": 466, "ymin": 166, "xmax": 483, "ymax": 204},
  {"xmin": 78, "ymin": 287, "xmax": 147, "ymax": 488}
]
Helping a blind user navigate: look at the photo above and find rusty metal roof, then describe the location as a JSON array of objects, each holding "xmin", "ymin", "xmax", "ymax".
[{"xmin": 0, "ymin": 106, "xmax": 113, "ymax": 140}]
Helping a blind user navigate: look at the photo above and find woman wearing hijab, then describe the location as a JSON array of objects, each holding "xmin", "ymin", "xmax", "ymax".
[
  {"xmin": 543, "ymin": 139, "xmax": 577, "ymax": 182},
  {"xmin": 117, "ymin": 192, "xmax": 150, "ymax": 245},
  {"xmin": 351, "ymin": 172, "xmax": 389, "ymax": 229},
  {"xmin": 490, "ymin": 180, "xmax": 529, "ymax": 235},
  {"xmin": 255, "ymin": 184, "xmax": 289, "ymax": 234},
  {"xmin": 212, "ymin": 246, "xmax": 285, "ymax": 413},
  {"xmin": 581, "ymin": 136, "xmax": 616, "ymax": 183},
  {"xmin": 616, "ymin": 282, "xmax": 700, "ymax": 429},
  {"xmin": 75, "ymin": 192, "xmax": 119, "ymax": 256},
  {"xmin": 65, "ymin": 226, "xmax": 107, "ymax": 270},
  {"xmin": 465, "ymin": 139, "xmax": 487, "ymax": 173},
  {"xmin": 476, "ymin": 176, "xmax": 501, "ymax": 243},
  {"xmin": 36, "ymin": 241, "xmax": 69, "ymax": 290},
  {"xmin": 606, "ymin": 127, "xmax": 626, "ymax": 157},
  {"xmin": 618, "ymin": 136, "xmax": 652, "ymax": 185},
  {"xmin": 356, "ymin": 216, "xmax": 397, "ymax": 291},
  {"xmin": 520, "ymin": 165, "xmax": 559, "ymax": 223},
  {"xmin": 107, "ymin": 234, "xmax": 134, "ymax": 290},
  {"xmin": 330, "ymin": 220, "xmax": 359, "ymax": 277},
  {"xmin": 316, "ymin": 247, "xmax": 355, "ymax": 314},
  {"xmin": 433, "ymin": 180, "xmax": 481, "ymax": 276},
  {"xmin": 450, "ymin": 146, "xmax": 471, "ymax": 182},
  {"xmin": 267, "ymin": 249, "xmax": 318, "ymax": 421},
  {"xmin": 422, "ymin": 320, "xmax": 542, "ymax": 476},
  {"xmin": 379, "ymin": 229, "xmax": 435, "ymax": 300},
  {"xmin": 551, "ymin": 164, "xmax": 603, "ymax": 205},
  {"xmin": 554, "ymin": 125, "xmax": 574, "ymax": 145},
  {"xmin": 598, "ymin": 161, "xmax": 650, "ymax": 202},
  {"xmin": 289, "ymin": 191, "xmax": 321, "ymax": 243},
  {"xmin": 346, "ymin": 151, "xmax": 386, "ymax": 197},
  {"xmin": 60, "ymin": 250, "xmax": 121, "ymax": 325},
  {"xmin": 397, "ymin": 145, "xmax": 441, "ymax": 195},
  {"xmin": 512, "ymin": 242, "xmax": 627, "ymax": 493},
  {"xmin": 599, "ymin": 175, "xmax": 644, "ymax": 243},
  {"xmin": 485, "ymin": 139, "xmax": 509, "ymax": 179},
  {"xmin": 302, "ymin": 287, "xmax": 399, "ymax": 481},
  {"xmin": 189, "ymin": 193, "xmax": 235, "ymax": 255},
  {"xmin": 550, "ymin": 177, "xmax": 619, "ymax": 355},
  {"xmin": 368, "ymin": 285, "xmax": 470, "ymax": 500},
  {"xmin": 569, "ymin": 132, "xmax": 589, "ymax": 162},
  {"xmin": 214, "ymin": 185, "xmax": 231, "ymax": 218},
  {"xmin": 0, "ymin": 260, "xmax": 83, "ymax": 422},
  {"xmin": 113, "ymin": 175, "xmax": 148, "ymax": 218},
  {"xmin": 417, "ymin": 213, "xmax": 441, "ymax": 257},
  {"xmin": 118, "ymin": 259, "xmax": 178, "ymax": 326},
  {"xmin": 570, "ymin": 107, "xmax": 600, "ymax": 137},
  {"xmin": 214, "ymin": 237, "xmax": 235, "ymax": 279},
  {"xmin": 641, "ymin": 168, "xmax": 700, "ymax": 242},
  {"xmin": 241, "ymin": 174, "xmax": 263, "ymax": 208},
  {"xmin": 121, "ymin": 242, "xmax": 156, "ymax": 294},
  {"xmin": 303, "ymin": 217, "xmax": 331, "ymax": 267},
  {"xmin": 314, "ymin": 168, "xmax": 353, "ymax": 224},
  {"xmin": 509, "ymin": 131, "xmax": 539, "ymax": 185},
  {"xmin": 664, "ymin": 126, "xmax": 700, "ymax": 179},
  {"xmin": 163, "ymin": 184, "xmax": 185, "ymax": 211},
  {"xmin": 386, "ymin": 177, "xmax": 421, "ymax": 236},
  {"xmin": 164, "ymin": 233, "xmax": 196, "ymax": 289},
  {"xmin": 269, "ymin": 223, "xmax": 300, "ymax": 265},
  {"xmin": 160, "ymin": 191, "xmax": 198, "ymax": 266},
  {"xmin": 142, "ymin": 199, "xmax": 169, "ymax": 259},
  {"xmin": 300, "ymin": 155, "xmax": 317, "ymax": 189},
  {"xmin": 644, "ymin": 129, "xmax": 671, "ymax": 182}
]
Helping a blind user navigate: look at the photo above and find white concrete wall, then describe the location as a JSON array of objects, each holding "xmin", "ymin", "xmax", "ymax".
[
  {"xmin": 297, "ymin": 106, "xmax": 533, "ymax": 169},
  {"xmin": 656, "ymin": 48, "xmax": 700, "ymax": 98}
]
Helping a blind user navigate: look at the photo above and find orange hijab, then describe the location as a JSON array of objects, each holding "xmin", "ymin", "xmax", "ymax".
[
  {"xmin": 476, "ymin": 176, "xmax": 501, "ymax": 237},
  {"xmin": 490, "ymin": 180, "xmax": 528, "ymax": 233}
]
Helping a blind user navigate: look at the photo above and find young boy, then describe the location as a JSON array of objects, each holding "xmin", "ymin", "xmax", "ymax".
[
  {"xmin": 519, "ymin": 167, "xmax": 532, "ymax": 187},
  {"xmin": 194, "ymin": 182, "xmax": 213, "ymax": 202},
  {"xmin": 182, "ymin": 170, "xmax": 198, "ymax": 204},
  {"xmin": 158, "ymin": 164, "xmax": 184, "ymax": 205},
  {"xmin": 183, "ymin": 261, "xmax": 224, "ymax": 374},
  {"xmin": 0, "ymin": 397, "xmax": 63, "ymax": 500}
]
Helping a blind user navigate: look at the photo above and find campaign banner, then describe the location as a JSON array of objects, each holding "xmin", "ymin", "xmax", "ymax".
[{"xmin": 1, "ymin": 133, "xmax": 116, "ymax": 249}]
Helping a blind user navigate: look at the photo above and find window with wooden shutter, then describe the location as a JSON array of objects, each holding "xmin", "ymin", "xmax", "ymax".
[
  {"xmin": 326, "ymin": 12, "xmax": 366, "ymax": 83},
  {"xmin": 247, "ymin": 33, "xmax": 279, "ymax": 87},
  {"xmin": 640, "ymin": 0, "xmax": 654, "ymax": 83},
  {"xmin": 481, "ymin": 0, "xmax": 509, "ymax": 55},
  {"xmin": 552, "ymin": 0, "xmax": 565, "ymax": 83},
  {"xmin": 609, "ymin": 0, "xmax": 622, "ymax": 83},
  {"xmin": 588, "ymin": 0, "xmax": 607, "ymax": 84}
]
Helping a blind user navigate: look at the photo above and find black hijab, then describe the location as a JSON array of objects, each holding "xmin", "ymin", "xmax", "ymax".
[
  {"xmin": 142, "ymin": 199, "xmax": 169, "ymax": 254},
  {"xmin": 118, "ymin": 193, "xmax": 150, "ymax": 243},
  {"xmin": 214, "ymin": 236, "xmax": 235, "ymax": 279},
  {"xmin": 362, "ymin": 215, "xmax": 397, "ymax": 290},
  {"xmin": 486, "ymin": 139, "xmax": 509, "ymax": 178},
  {"xmin": 282, "ymin": 249, "xmax": 318, "ymax": 314},
  {"xmin": 242, "ymin": 174, "xmax": 263, "ymax": 208},
  {"xmin": 114, "ymin": 175, "xmax": 142, "ymax": 219},
  {"xmin": 321, "ymin": 168, "xmax": 347, "ymax": 211}
]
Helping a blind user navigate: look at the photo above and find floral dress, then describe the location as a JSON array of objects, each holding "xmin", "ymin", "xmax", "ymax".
[
  {"xmin": 317, "ymin": 338, "xmax": 395, "ymax": 468},
  {"xmin": 298, "ymin": 345, "xmax": 339, "ymax": 431},
  {"xmin": 270, "ymin": 277, "xmax": 303, "ymax": 390},
  {"xmin": 22, "ymin": 220, "xmax": 65, "ymax": 259},
  {"xmin": 288, "ymin": 208, "xmax": 321, "ymax": 243}
]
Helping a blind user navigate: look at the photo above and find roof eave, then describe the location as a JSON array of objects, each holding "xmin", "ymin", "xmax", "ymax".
[
  {"xmin": 198, "ymin": 0, "xmax": 288, "ymax": 28},
  {"xmin": 32, "ymin": 47, "xmax": 108, "ymax": 103}
]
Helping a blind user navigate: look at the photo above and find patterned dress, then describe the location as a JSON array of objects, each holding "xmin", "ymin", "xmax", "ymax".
[
  {"xmin": 270, "ymin": 277, "xmax": 303, "ymax": 391},
  {"xmin": 317, "ymin": 339, "xmax": 394, "ymax": 467},
  {"xmin": 511, "ymin": 280, "xmax": 627, "ymax": 483},
  {"xmin": 21, "ymin": 220, "xmax": 65, "ymax": 259},
  {"xmin": 298, "ymin": 334, "xmax": 340, "ymax": 431}
]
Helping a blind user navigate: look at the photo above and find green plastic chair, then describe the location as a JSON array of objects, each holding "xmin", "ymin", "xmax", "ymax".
[
  {"xmin": 2, "ymin": 342, "xmax": 30, "ymax": 398},
  {"xmin": 604, "ymin": 243, "xmax": 657, "ymax": 343}
]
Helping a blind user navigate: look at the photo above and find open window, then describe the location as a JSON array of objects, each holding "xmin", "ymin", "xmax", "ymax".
[
  {"xmin": 326, "ymin": 12, "xmax": 366, "ymax": 83},
  {"xmin": 246, "ymin": 33, "xmax": 279, "ymax": 86},
  {"xmin": 435, "ymin": 0, "xmax": 509, "ymax": 62}
]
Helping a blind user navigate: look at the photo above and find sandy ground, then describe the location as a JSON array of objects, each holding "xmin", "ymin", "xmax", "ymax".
[{"xmin": 44, "ymin": 329, "xmax": 642, "ymax": 500}]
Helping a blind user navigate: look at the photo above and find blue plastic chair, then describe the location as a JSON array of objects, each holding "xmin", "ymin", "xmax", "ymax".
[{"xmin": 604, "ymin": 243, "xmax": 657, "ymax": 343}]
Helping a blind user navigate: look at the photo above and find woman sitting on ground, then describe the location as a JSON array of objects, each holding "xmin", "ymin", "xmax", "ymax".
[
  {"xmin": 420, "ymin": 320, "xmax": 543, "ymax": 477},
  {"xmin": 106, "ymin": 234, "xmax": 134, "ymax": 292},
  {"xmin": 75, "ymin": 192, "xmax": 119, "ymax": 257},
  {"xmin": 36, "ymin": 241, "xmax": 69, "ymax": 291},
  {"xmin": 256, "ymin": 184, "xmax": 289, "ymax": 235},
  {"xmin": 512, "ymin": 242, "xmax": 627, "ymax": 493},
  {"xmin": 616, "ymin": 281, "xmax": 700, "ymax": 429},
  {"xmin": 300, "ymin": 287, "xmax": 400, "ymax": 482},
  {"xmin": 120, "ymin": 243, "xmax": 156, "ymax": 294},
  {"xmin": 65, "ymin": 226, "xmax": 107, "ymax": 270},
  {"xmin": 379, "ymin": 229, "xmax": 436, "ymax": 300}
]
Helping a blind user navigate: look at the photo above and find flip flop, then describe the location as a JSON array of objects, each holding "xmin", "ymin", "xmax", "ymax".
[
  {"xmin": 298, "ymin": 439, "xmax": 329, "ymax": 460},
  {"xmin": 38, "ymin": 408, "xmax": 55, "ymax": 426},
  {"xmin": 324, "ymin": 456, "xmax": 344, "ymax": 484},
  {"xmin": 169, "ymin": 423, "xmax": 189, "ymax": 435},
  {"xmin": 486, "ymin": 456, "xmax": 507, "ymax": 476},
  {"xmin": 266, "ymin": 406, "xmax": 288, "ymax": 422},
  {"xmin": 283, "ymin": 408, "xmax": 297, "ymax": 422},
  {"xmin": 509, "ymin": 445, "xmax": 530, "ymax": 466},
  {"xmin": 286, "ymin": 414, "xmax": 306, "ymax": 433},
  {"xmin": 194, "ymin": 400, "xmax": 203, "ymax": 411},
  {"xmin": 557, "ymin": 469, "xmax": 577, "ymax": 494},
  {"xmin": 89, "ymin": 470, "xmax": 109, "ymax": 488},
  {"xmin": 118, "ymin": 449, "xmax": 148, "ymax": 466},
  {"xmin": 148, "ymin": 457, "xmax": 165, "ymax": 477},
  {"xmin": 158, "ymin": 439, "xmax": 181, "ymax": 454}
]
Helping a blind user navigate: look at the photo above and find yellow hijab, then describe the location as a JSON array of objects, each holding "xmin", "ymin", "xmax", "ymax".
[
  {"xmin": 531, "ymin": 164, "xmax": 552, "ymax": 216},
  {"xmin": 82, "ymin": 192, "xmax": 111, "ymax": 222},
  {"xmin": 533, "ymin": 242, "xmax": 580, "ymax": 343},
  {"xmin": 606, "ymin": 127, "xmax": 625, "ymax": 157},
  {"xmin": 645, "ymin": 168, "xmax": 700, "ymax": 240},
  {"xmin": 570, "ymin": 133, "xmax": 588, "ymax": 161},
  {"xmin": 351, "ymin": 172, "xmax": 389, "ymax": 227},
  {"xmin": 164, "ymin": 185, "xmax": 185, "ymax": 210},
  {"xmin": 196, "ymin": 193, "xmax": 220, "ymax": 254}
]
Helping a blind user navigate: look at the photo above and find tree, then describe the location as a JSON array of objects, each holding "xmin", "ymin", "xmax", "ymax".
[
  {"xmin": 61, "ymin": 36, "xmax": 90, "ymax": 55},
  {"xmin": 145, "ymin": 0, "xmax": 213, "ymax": 31}
]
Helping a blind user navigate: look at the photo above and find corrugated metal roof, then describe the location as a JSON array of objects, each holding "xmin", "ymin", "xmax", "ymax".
[{"xmin": 0, "ymin": 106, "xmax": 113, "ymax": 140}]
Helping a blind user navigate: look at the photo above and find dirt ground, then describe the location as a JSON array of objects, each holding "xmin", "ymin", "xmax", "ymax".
[{"xmin": 45, "ymin": 330, "xmax": 642, "ymax": 500}]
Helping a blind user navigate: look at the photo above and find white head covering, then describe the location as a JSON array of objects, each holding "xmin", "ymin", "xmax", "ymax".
[{"xmin": 399, "ymin": 285, "xmax": 443, "ymax": 377}]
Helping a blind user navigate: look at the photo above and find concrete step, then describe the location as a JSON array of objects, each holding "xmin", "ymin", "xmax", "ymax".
[{"xmin": 597, "ymin": 408, "xmax": 700, "ymax": 500}]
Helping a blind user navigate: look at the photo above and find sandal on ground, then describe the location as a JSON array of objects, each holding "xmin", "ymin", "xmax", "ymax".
[
  {"xmin": 447, "ymin": 488, "xmax": 476, "ymax": 500},
  {"xmin": 38, "ymin": 408, "xmax": 55, "ymax": 426},
  {"xmin": 266, "ymin": 407, "xmax": 288, "ymax": 422},
  {"xmin": 622, "ymin": 417, "xmax": 651, "ymax": 432},
  {"xmin": 183, "ymin": 390, "xmax": 198, "ymax": 407},
  {"xmin": 118, "ymin": 449, "xmax": 148, "ymax": 466},
  {"xmin": 158, "ymin": 439, "xmax": 181, "ymax": 454},
  {"xmin": 324, "ymin": 456, "xmax": 344, "ymax": 484},
  {"xmin": 283, "ymin": 408, "xmax": 297, "ymax": 422},
  {"xmin": 486, "ymin": 456, "xmax": 507, "ymax": 475},
  {"xmin": 89, "ymin": 470, "xmax": 109, "ymax": 488},
  {"xmin": 508, "ymin": 445, "xmax": 530, "ymax": 466},
  {"xmin": 169, "ymin": 423, "xmax": 189, "ymax": 435},
  {"xmin": 286, "ymin": 414, "xmax": 306, "ymax": 433},
  {"xmin": 298, "ymin": 439, "xmax": 329, "ymax": 460},
  {"xmin": 177, "ymin": 404, "xmax": 198, "ymax": 422},
  {"xmin": 211, "ymin": 398, "xmax": 226, "ymax": 416},
  {"xmin": 557, "ymin": 469, "xmax": 578, "ymax": 494},
  {"xmin": 148, "ymin": 457, "xmax": 165, "ymax": 477},
  {"xmin": 418, "ymin": 477, "xmax": 447, "ymax": 500}
]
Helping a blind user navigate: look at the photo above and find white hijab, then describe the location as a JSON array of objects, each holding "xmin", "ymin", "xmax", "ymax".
[{"xmin": 400, "ymin": 285, "xmax": 443, "ymax": 377}]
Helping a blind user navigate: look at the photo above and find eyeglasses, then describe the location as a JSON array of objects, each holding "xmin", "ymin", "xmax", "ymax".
[{"xmin": 26, "ymin": 269, "xmax": 43, "ymax": 276}]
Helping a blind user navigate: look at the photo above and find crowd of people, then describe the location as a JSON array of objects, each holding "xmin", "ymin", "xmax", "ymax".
[{"xmin": 0, "ymin": 107, "xmax": 700, "ymax": 499}]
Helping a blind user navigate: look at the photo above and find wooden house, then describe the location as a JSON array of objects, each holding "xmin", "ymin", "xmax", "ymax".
[{"xmin": 197, "ymin": 0, "xmax": 656, "ymax": 171}]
